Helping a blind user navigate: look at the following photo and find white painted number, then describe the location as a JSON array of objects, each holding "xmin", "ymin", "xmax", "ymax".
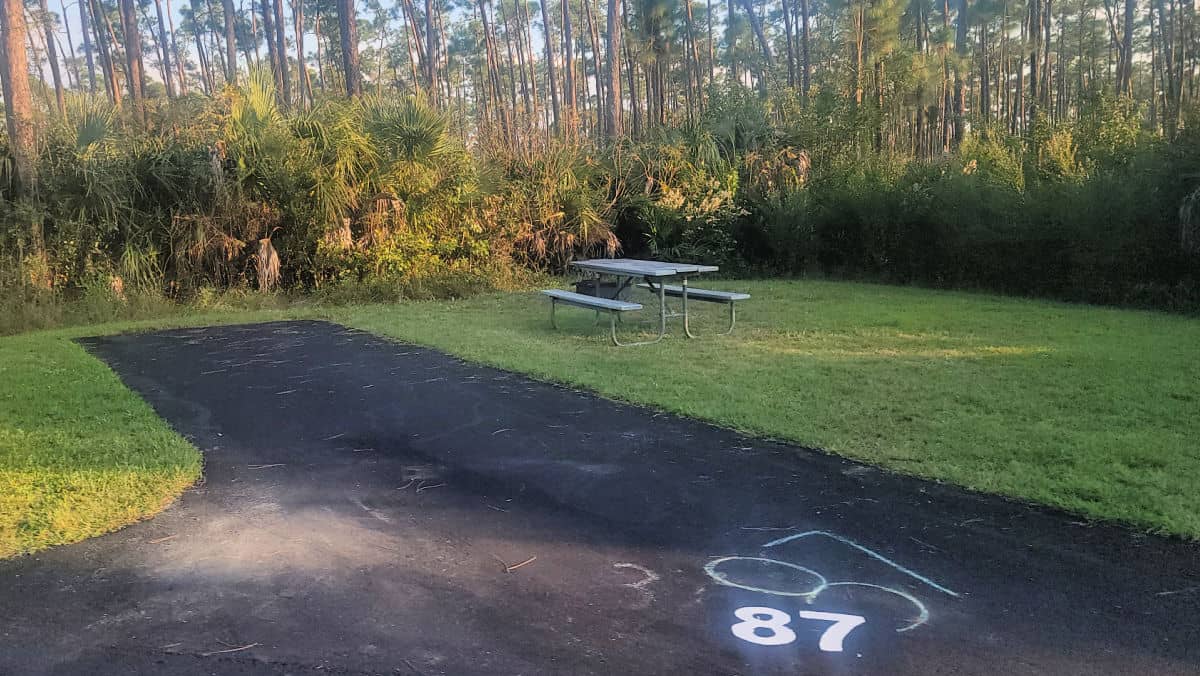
[
  {"xmin": 731, "ymin": 607, "xmax": 865, "ymax": 652},
  {"xmin": 797, "ymin": 611, "xmax": 867, "ymax": 652},
  {"xmin": 731, "ymin": 607, "xmax": 797, "ymax": 646}
]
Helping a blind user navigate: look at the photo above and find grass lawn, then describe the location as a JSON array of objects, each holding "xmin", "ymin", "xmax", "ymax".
[
  {"xmin": 342, "ymin": 280, "xmax": 1200, "ymax": 538},
  {"xmin": 4, "ymin": 280, "xmax": 1199, "ymax": 557},
  {"xmin": 0, "ymin": 310, "xmax": 301, "ymax": 558}
]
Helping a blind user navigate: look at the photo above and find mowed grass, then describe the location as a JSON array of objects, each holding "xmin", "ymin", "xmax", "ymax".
[
  {"xmin": 343, "ymin": 280, "xmax": 1200, "ymax": 537},
  {"xmin": 0, "ymin": 311, "xmax": 300, "ymax": 558},
  {"xmin": 4, "ymin": 281, "xmax": 1198, "ymax": 557}
]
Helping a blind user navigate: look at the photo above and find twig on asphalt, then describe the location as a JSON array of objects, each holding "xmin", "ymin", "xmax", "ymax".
[
  {"xmin": 492, "ymin": 554, "xmax": 537, "ymax": 573},
  {"xmin": 506, "ymin": 555, "xmax": 537, "ymax": 572},
  {"xmin": 909, "ymin": 536, "xmax": 944, "ymax": 553},
  {"xmin": 1156, "ymin": 586, "xmax": 1200, "ymax": 596},
  {"xmin": 415, "ymin": 481, "xmax": 445, "ymax": 493},
  {"xmin": 199, "ymin": 642, "xmax": 259, "ymax": 657},
  {"xmin": 148, "ymin": 535, "xmax": 177, "ymax": 544},
  {"xmin": 247, "ymin": 464, "xmax": 285, "ymax": 469}
]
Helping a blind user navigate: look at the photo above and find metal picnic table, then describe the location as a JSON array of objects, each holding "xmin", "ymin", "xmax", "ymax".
[{"xmin": 570, "ymin": 258, "xmax": 719, "ymax": 344}]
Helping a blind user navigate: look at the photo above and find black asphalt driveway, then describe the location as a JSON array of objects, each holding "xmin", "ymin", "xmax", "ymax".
[{"xmin": 1, "ymin": 321, "xmax": 1197, "ymax": 675}]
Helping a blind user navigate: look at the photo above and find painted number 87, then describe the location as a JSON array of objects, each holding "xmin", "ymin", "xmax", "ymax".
[{"xmin": 732, "ymin": 607, "xmax": 866, "ymax": 652}]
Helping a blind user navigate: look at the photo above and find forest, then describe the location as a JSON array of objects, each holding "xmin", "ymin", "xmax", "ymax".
[{"xmin": 1, "ymin": 0, "xmax": 1199, "ymax": 324}]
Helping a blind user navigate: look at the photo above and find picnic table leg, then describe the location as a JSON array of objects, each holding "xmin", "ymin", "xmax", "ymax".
[
  {"xmin": 550, "ymin": 298, "xmax": 559, "ymax": 329},
  {"xmin": 658, "ymin": 279, "xmax": 667, "ymax": 337},
  {"xmin": 615, "ymin": 274, "xmax": 628, "ymax": 323},
  {"xmin": 682, "ymin": 275, "xmax": 697, "ymax": 338},
  {"xmin": 613, "ymin": 281, "xmax": 667, "ymax": 346},
  {"xmin": 612, "ymin": 311, "xmax": 666, "ymax": 346},
  {"xmin": 719, "ymin": 302, "xmax": 737, "ymax": 335}
]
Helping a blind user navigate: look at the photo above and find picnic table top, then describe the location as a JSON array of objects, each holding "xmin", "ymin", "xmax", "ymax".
[{"xmin": 571, "ymin": 258, "xmax": 719, "ymax": 277}]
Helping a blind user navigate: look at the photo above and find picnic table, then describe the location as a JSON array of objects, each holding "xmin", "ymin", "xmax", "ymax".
[
  {"xmin": 570, "ymin": 258, "xmax": 720, "ymax": 344},
  {"xmin": 543, "ymin": 258, "xmax": 750, "ymax": 345}
]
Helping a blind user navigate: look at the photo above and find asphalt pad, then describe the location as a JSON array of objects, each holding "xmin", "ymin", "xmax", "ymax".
[{"xmin": 1, "ymin": 320, "xmax": 1198, "ymax": 675}]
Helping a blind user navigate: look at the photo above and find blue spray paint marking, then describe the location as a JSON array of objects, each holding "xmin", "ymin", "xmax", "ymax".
[{"xmin": 761, "ymin": 530, "xmax": 959, "ymax": 598}]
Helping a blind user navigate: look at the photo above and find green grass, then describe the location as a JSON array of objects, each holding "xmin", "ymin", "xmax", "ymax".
[
  {"xmin": 0, "ymin": 309, "xmax": 305, "ymax": 558},
  {"xmin": 340, "ymin": 280, "xmax": 1200, "ymax": 538},
  {"xmin": 4, "ymin": 280, "xmax": 1199, "ymax": 558}
]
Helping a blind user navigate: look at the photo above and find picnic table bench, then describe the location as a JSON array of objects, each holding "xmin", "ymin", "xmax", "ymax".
[
  {"xmin": 542, "ymin": 289, "xmax": 645, "ymax": 346},
  {"xmin": 635, "ymin": 283, "xmax": 750, "ymax": 334}
]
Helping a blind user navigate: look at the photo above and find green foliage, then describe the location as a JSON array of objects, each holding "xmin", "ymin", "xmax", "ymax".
[
  {"xmin": 1, "ymin": 83, "xmax": 1199, "ymax": 316},
  {"xmin": 615, "ymin": 127, "xmax": 745, "ymax": 268},
  {"xmin": 701, "ymin": 84, "xmax": 775, "ymax": 157},
  {"xmin": 1036, "ymin": 128, "xmax": 1085, "ymax": 182},
  {"xmin": 1073, "ymin": 90, "xmax": 1145, "ymax": 170},
  {"xmin": 958, "ymin": 129, "xmax": 1026, "ymax": 191},
  {"xmin": 486, "ymin": 138, "xmax": 618, "ymax": 272}
]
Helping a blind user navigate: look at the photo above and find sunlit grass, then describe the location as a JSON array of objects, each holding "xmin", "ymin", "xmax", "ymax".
[
  {"xmin": 341, "ymin": 280, "xmax": 1200, "ymax": 538},
  {"xmin": 0, "ymin": 309, "xmax": 305, "ymax": 558},
  {"xmin": 4, "ymin": 280, "xmax": 1199, "ymax": 558}
]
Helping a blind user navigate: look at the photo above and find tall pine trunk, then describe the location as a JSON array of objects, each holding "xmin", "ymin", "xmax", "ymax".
[
  {"xmin": 520, "ymin": 0, "xmax": 541, "ymax": 120},
  {"xmin": 315, "ymin": 11, "xmax": 327, "ymax": 90},
  {"xmin": 166, "ymin": 0, "xmax": 186, "ymax": 93},
  {"xmin": 262, "ymin": 0, "xmax": 282, "ymax": 91},
  {"xmin": 37, "ymin": 0, "xmax": 66, "ymax": 114},
  {"xmin": 685, "ymin": 0, "xmax": 702, "ymax": 113},
  {"xmin": 1029, "ymin": 0, "xmax": 1041, "ymax": 118},
  {"xmin": 89, "ymin": 0, "xmax": 119, "ymax": 104},
  {"xmin": 799, "ymin": 0, "xmax": 810, "ymax": 99},
  {"xmin": 80, "ymin": 0, "xmax": 96, "ymax": 91},
  {"xmin": 425, "ymin": 0, "xmax": 438, "ymax": 101},
  {"xmin": 561, "ymin": 0, "xmax": 576, "ymax": 128},
  {"xmin": 119, "ymin": 0, "xmax": 146, "ymax": 122},
  {"xmin": 152, "ymin": 0, "xmax": 174, "ymax": 96},
  {"xmin": 273, "ymin": 0, "xmax": 290, "ymax": 102},
  {"xmin": 954, "ymin": 0, "xmax": 968, "ymax": 145},
  {"xmin": 623, "ymin": 0, "xmax": 638, "ymax": 134},
  {"xmin": 585, "ymin": 0, "xmax": 604, "ymax": 124},
  {"xmin": 223, "ymin": 0, "xmax": 237, "ymax": 84},
  {"xmin": 294, "ymin": 0, "xmax": 311, "ymax": 106},
  {"xmin": 605, "ymin": 0, "xmax": 622, "ymax": 136},
  {"xmin": 0, "ymin": 0, "xmax": 38, "ymax": 200},
  {"xmin": 781, "ymin": 0, "xmax": 795, "ymax": 87},
  {"xmin": 540, "ymin": 0, "xmax": 561, "ymax": 130},
  {"xmin": 511, "ymin": 0, "xmax": 533, "ymax": 116},
  {"xmin": 1118, "ymin": 0, "xmax": 1133, "ymax": 94},
  {"xmin": 60, "ymin": 0, "xmax": 82, "ymax": 90},
  {"xmin": 739, "ymin": 0, "xmax": 774, "ymax": 67},
  {"xmin": 338, "ymin": 0, "xmax": 362, "ymax": 96}
]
